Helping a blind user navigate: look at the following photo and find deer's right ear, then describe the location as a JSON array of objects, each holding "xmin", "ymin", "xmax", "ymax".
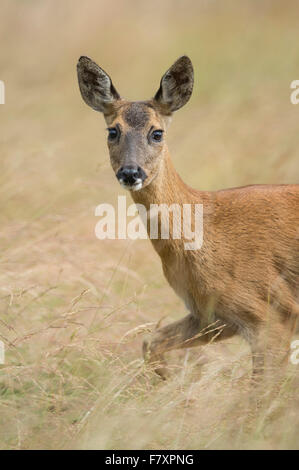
[
  {"xmin": 154, "ymin": 56, "xmax": 194, "ymax": 114},
  {"xmin": 77, "ymin": 56, "xmax": 120, "ymax": 114}
]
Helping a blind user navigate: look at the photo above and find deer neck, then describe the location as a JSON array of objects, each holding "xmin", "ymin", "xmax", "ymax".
[
  {"xmin": 130, "ymin": 148, "xmax": 194, "ymax": 209},
  {"xmin": 129, "ymin": 148, "xmax": 204, "ymax": 262}
]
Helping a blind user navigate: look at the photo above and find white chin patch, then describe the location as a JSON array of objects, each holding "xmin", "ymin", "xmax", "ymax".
[
  {"xmin": 131, "ymin": 180, "xmax": 143, "ymax": 191},
  {"xmin": 119, "ymin": 178, "xmax": 143, "ymax": 192}
]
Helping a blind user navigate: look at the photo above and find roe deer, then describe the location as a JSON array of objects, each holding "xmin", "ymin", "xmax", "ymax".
[{"xmin": 77, "ymin": 55, "xmax": 299, "ymax": 380}]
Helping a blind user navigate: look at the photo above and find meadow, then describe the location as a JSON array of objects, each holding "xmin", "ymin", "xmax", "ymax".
[{"xmin": 0, "ymin": 0, "xmax": 299, "ymax": 449}]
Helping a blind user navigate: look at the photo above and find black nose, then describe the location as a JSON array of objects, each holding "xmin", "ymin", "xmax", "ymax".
[{"xmin": 116, "ymin": 166, "xmax": 146, "ymax": 186}]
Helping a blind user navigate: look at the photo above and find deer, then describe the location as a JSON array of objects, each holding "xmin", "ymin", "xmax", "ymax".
[{"xmin": 77, "ymin": 55, "xmax": 299, "ymax": 382}]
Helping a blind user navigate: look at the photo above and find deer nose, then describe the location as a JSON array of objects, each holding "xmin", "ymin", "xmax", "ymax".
[{"xmin": 116, "ymin": 166, "xmax": 144, "ymax": 186}]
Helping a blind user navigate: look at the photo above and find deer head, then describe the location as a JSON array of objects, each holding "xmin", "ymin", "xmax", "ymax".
[{"xmin": 77, "ymin": 55, "xmax": 194, "ymax": 191}]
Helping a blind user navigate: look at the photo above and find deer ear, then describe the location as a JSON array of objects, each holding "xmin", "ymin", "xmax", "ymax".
[
  {"xmin": 154, "ymin": 56, "xmax": 194, "ymax": 113},
  {"xmin": 77, "ymin": 56, "xmax": 120, "ymax": 114}
]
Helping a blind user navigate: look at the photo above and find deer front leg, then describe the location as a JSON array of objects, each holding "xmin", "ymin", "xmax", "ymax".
[
  {"xmin": 143, "ymin": 313, "xmax": 237, "ymax": 379},
  {"xmin": 143, "ymin": 313, "xmax": 200, "ymax": 379}
]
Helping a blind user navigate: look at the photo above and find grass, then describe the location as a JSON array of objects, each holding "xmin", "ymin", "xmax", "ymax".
[{"xmin": 0, "ymin": 0, "xmax": 299, "ymax": 449}]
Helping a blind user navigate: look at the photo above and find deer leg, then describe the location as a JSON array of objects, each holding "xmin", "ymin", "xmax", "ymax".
[
  {"xmin": 245, "ymin": 323, "xmax": 294, "ymax": 414},
  {"xmin": 143, "ymin": 313, "xmax": 237, "ymax": 379},
  {"xmin": 249, "ymin": 319, "xmax": 294, "ymax": 387}
]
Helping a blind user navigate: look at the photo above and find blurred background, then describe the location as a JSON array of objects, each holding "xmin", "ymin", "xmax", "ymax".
[{"xmin": 0, "ymin": 0, "xmax": 299, "ymax": 450}]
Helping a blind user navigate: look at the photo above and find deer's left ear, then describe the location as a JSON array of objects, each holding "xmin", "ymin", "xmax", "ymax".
[
  {"xmin": 154, "ymin": 56, "xmax": 194, "ymax": 113},
  {"xmin": 77, "ymin": 56, "xmax": 121, "ymax": 114}
]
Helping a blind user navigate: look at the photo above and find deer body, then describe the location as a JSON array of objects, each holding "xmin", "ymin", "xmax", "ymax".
[
  {"xmin": 133, "ymin": 150, "xmax": 299, "ymax": 364},
  {"xmin": 77, "ymin": 56, "xmax": 299, "ymax": 379}
]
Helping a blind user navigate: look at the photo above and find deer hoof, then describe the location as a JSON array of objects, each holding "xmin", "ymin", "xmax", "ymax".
[{"xmin": 142, "ymin": 337, "xmax": 170, "ymax": 380}]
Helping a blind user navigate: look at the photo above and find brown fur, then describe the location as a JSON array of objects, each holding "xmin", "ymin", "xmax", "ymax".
[{"xmin": 77, "ymin": 56, "xmax": 299, "ymax": 380}]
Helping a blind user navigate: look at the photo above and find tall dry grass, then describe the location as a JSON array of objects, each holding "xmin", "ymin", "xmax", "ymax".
[{"xmin": 0, "ymin": 0, "xmax": 299, "ymax": 449}]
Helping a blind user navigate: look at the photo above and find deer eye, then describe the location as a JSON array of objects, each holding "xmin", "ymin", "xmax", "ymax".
[
  {"xmin": 107, "ymin": 127, "xmax": 119, "ymax": 141},
  {"xmin": 151, "ymin": 129, "xmax": 164, "ymax": 142}
]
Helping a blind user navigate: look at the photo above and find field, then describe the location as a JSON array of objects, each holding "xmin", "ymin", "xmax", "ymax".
[{"xmin": 0, "ymin": 0, "xmax": 299, "ymax": 449}]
